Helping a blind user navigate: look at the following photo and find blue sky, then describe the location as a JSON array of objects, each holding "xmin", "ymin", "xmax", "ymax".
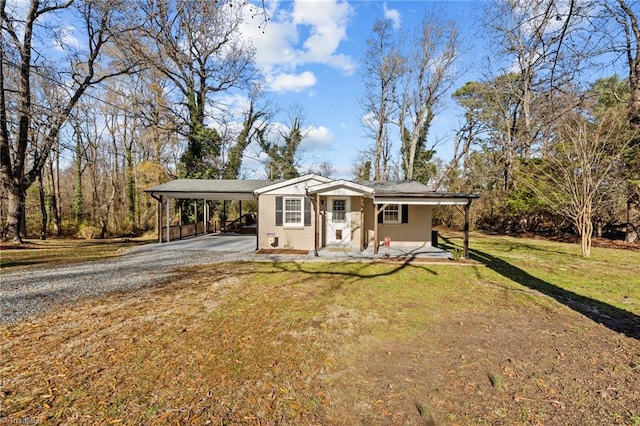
[{"xmin": 237, "ymin": 0, "xmax": 488, "ymax": 179}]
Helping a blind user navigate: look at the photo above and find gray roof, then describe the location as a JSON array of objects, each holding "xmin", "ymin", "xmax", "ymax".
[
  {"xmin": 144, "ymin": 179, "xmax": 283, "ymax": 200},
  {"xmin": 144, "ymin": 177, "xmax": 478, "ymax": 201},
  {"xmin": 145, "ymin": 179, "xmax": 279, "ymax": 194},
  {"xmin": 359, "ymin": 180, "xmax": 431, "ymax": 195}
]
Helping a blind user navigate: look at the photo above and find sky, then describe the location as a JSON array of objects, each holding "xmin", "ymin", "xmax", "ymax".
[
  {"xmin": 10, "ymin": 0, "xmax": 626, "ymax": 180},
  {"xmin": 7, "ymin": 0, "xmax": 486, "ymax": 180},
  {"xmin": 235, "ymin": 0, "xmax": 488, "ymax": 179}
]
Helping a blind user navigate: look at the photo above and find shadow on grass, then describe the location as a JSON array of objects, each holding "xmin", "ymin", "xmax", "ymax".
[
  {"xmin": 439, "ymin": 236, "xmax": 639, "ymax": 340},
  {"xmin": 269, "ymin": 260, "xmax": 436, "ymax": 279},
  {"xmin": 260, "ymin": 260, "xmax": 439, "ymax": 295}
]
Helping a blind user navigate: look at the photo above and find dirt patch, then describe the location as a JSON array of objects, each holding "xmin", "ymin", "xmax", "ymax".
[{"xmin": 328, "ymin": 309, "xmax": 640, "ymax": 425}]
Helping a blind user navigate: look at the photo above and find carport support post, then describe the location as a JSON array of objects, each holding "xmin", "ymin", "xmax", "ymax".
[
  {"xmin": 178, "ymin": 203, "xmax": 183, "ymax": 240},
  {"xmin": 157, "ymin": 195, "xmax": 163, "ymax": 243},
  {"xmin": 205, "ymin": 201, "xmax": 209, "ymax": 234},
  {"xmin": 166, "ymin": 197, "xmax": 171, "ymax": 242},
  {"xmin": 194, "ymin": 200, "xmax": 198, "ymax": 236},
  {"xmin": 464, "ymin": 199, "xmax": 470, "ymax": 259}
]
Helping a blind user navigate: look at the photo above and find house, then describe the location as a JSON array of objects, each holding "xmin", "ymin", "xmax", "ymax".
[{"xmin": 144, "ymin": 174, "xmax": 479, "ymax": 258}]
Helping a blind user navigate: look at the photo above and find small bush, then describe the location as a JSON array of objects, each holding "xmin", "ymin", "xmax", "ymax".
[
  {"xmin": 451, "ymin": 248, "xmax": 463, "ymax": 261},
  {"xmin": 77, "ymin": 224, "xmax": 101, "ymax": 240},
  {"xmin": 490, "ymin": 373, "xmax": 504, "ymax": 389}
]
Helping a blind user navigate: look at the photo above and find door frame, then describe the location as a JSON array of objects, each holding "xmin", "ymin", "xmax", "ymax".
[{"xmin": 326, "ymin": 197, "xmax": 351, "ymax": 245}]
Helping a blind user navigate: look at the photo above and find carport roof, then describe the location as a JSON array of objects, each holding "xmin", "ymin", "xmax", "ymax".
[{"xmin": 144, "ymin": 179, "xmax": 281, "ymax": 200}]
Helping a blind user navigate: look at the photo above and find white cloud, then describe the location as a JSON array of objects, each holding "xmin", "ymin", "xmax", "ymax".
[
  {"xmin": 52, "ymin": 26, "xmax": 82, "ymax": 52},
  {"xmin": 241, "ymin": 0, "xmax": 355, "ymax": 93},
  {"xmin": 383, "ymin": 3, "xmax": 401, "ymax": 30},
  {"xmin": 269, "ymin": 71, "xmax": 317, "ymax": 92},
  {"xmin": 301, "ymin": 125, "xmax": 334, "ymax": 151},
  {"xmin": 291, "ymin": 0, "xmax": 355, "ymax": 73},
  {"xmin": 360, "ymin": 111, "xmax": 377, "ymax": 129},
  {"xmin": 214, "ymin": 93, "xmax": 252, "ymax": 119}
]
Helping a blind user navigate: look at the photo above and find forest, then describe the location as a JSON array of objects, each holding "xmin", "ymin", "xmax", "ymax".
[{"xmin": 1, "ymin": 0, "xmax": 639, "ymax": 257}]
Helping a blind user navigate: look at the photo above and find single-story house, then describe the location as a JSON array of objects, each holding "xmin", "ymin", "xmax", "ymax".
[{"xmin": 144, "ymin": 174, "xmax": 479, "ymax": 258}]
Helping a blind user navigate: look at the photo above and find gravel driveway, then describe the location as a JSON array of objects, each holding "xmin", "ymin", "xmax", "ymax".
[{"xmin": 0, "ymin": 249, "xmax": 279, "ymax": 325}]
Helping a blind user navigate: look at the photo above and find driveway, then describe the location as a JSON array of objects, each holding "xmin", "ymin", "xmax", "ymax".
[
  {"xmin": 128, "ymin": 233, "xmax": 257, "ymax": 253},
  {"xmin": 1, "ymin": 241, "xmax": 260, "ymax": 324}
]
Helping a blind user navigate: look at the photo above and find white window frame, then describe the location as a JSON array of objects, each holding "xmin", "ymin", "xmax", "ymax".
[
  {"xmin": 283, "ymin": 197, "xmax": 304, "ymax": 227},
  {"xmin": 332, "ymin": 199, "xmax": 347, "ymax": 223},
  {"xmin": 383, "ymin": 204, "xmax": 400, "ymax": 224}
]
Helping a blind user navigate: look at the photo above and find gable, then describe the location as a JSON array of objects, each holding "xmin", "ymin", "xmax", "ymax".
[
  {"xmin": 307, "ymin": 179, "xmax": 374, "ymax": 197},
  {"xmin": 254, "ymin": 174, "xmax": 331, "ymax": 196}
]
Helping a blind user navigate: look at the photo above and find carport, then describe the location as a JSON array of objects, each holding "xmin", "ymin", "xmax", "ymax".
[{"xmin": 144, "ymin": 179, "xmax": 279, "ymax": 249}]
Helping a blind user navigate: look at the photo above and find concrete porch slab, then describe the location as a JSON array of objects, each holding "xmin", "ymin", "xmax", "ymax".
[{"xmin": 316, "ymin": 244, "xmax": 451, "ymax": 260}]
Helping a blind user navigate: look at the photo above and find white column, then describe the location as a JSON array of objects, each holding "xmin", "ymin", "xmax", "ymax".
[{"xmin": 166, "ymin": 198, "xmax": 171, "ymax": 242}]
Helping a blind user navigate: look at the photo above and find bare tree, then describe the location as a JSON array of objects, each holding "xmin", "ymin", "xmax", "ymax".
[
  {"xmin": 484, "ymin": 0, "xmax": 588, "ymax": 161},
  {"xmin": 603, "ymin": 0, "xmax": 640, "ymax": 129},
  {"xmin": 398, "ymin": 12, "xmax": 458, "ymax": 182},
  {"xmin": 130, "ymin": 0, "xmax": 257, "ymax": 178},
  {"xmin": 359, "ymin": 18, "xmax": 403, "ymax": 180},
  {"xmin": 1, "ymin": 0, "xmax": 136, "ymax": 241},
  {"xmin": 529, "ymin": 109, "xmax": 635, "ymax": 256},
  {"xmin": 308, "ymin": 160, "xmax": 336, "ymax": 178}
]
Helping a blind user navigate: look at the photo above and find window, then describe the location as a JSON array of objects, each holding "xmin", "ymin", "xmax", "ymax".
[
  {"xmin": 332, "ymin": 199, "xmax": 346, "ymax": 223},
  {"xmin": 284, "ymin": 197, "xmax": 303, "ymax": 226},
  {"xmin": 383, "ymin": 204, "xmax": 400, "ymax": 224}
]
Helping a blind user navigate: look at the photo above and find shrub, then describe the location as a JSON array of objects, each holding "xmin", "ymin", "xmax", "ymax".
[{"xmin": 77, "ymin": 224, "xmax": 101, "ymax": 240}]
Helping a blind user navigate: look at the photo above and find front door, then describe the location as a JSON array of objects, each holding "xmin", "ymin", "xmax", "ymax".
[{"xmin": 327, "ymin": 197, "xmax": 351, "ymax": 245}]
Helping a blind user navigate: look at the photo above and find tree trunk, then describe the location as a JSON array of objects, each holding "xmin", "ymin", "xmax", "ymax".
[
  {"xmin": 577, "ymin": 207, "xmax": 593, "ymax": 257},
  {"xmin": 6, "ymin": 182, "xmax": 24, "ymax": 243},
  {"xmin": 73, "ymin": 129, "xmax": 83, "ymax": 224},
  {"xmin": 48, "ymin": 156, "xmax": 61, "ymax": 236},
  {"xmin": 38, "ymin": 173, "xmax": 47, "ymax": 240},
  {"xmin": 125, "ymin": 146, "xmax": 136, "ymax": 227}
]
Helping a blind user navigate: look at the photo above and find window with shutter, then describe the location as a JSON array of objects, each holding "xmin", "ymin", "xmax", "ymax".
[
  {"xmin": 284, "ymin": 197, "xmax": 303, "ymax": 225},
  {"xmin": 383, "ymin": 205, "xmax": 400, "ymax": 224},
  {"xmin": 379, "ymin": 204, "xmax": 408, "ymax": 224}
]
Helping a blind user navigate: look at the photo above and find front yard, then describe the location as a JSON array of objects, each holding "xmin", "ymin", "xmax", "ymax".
[{"xmin": 1, "ymin": 233, "xmax": 639, "ymax": 424}]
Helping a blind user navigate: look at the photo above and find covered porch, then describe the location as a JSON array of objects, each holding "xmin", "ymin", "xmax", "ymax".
[{"xmin": 308, "ymin": 180, "xmax": 478, "ymax": 259}]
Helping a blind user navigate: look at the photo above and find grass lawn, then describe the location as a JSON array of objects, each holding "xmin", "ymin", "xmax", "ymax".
[
  {"xmin": 1, "ymin": 232, "xmax": 639, "ymax": 425},
  {"xmin": 0, "ymin": 237, "xmax": 154, "ymax": 269}
]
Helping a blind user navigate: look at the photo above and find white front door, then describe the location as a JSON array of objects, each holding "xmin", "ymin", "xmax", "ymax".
[{"xmin": 327, "ymin": 197, "xmax": 351, "ymax": 245}]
